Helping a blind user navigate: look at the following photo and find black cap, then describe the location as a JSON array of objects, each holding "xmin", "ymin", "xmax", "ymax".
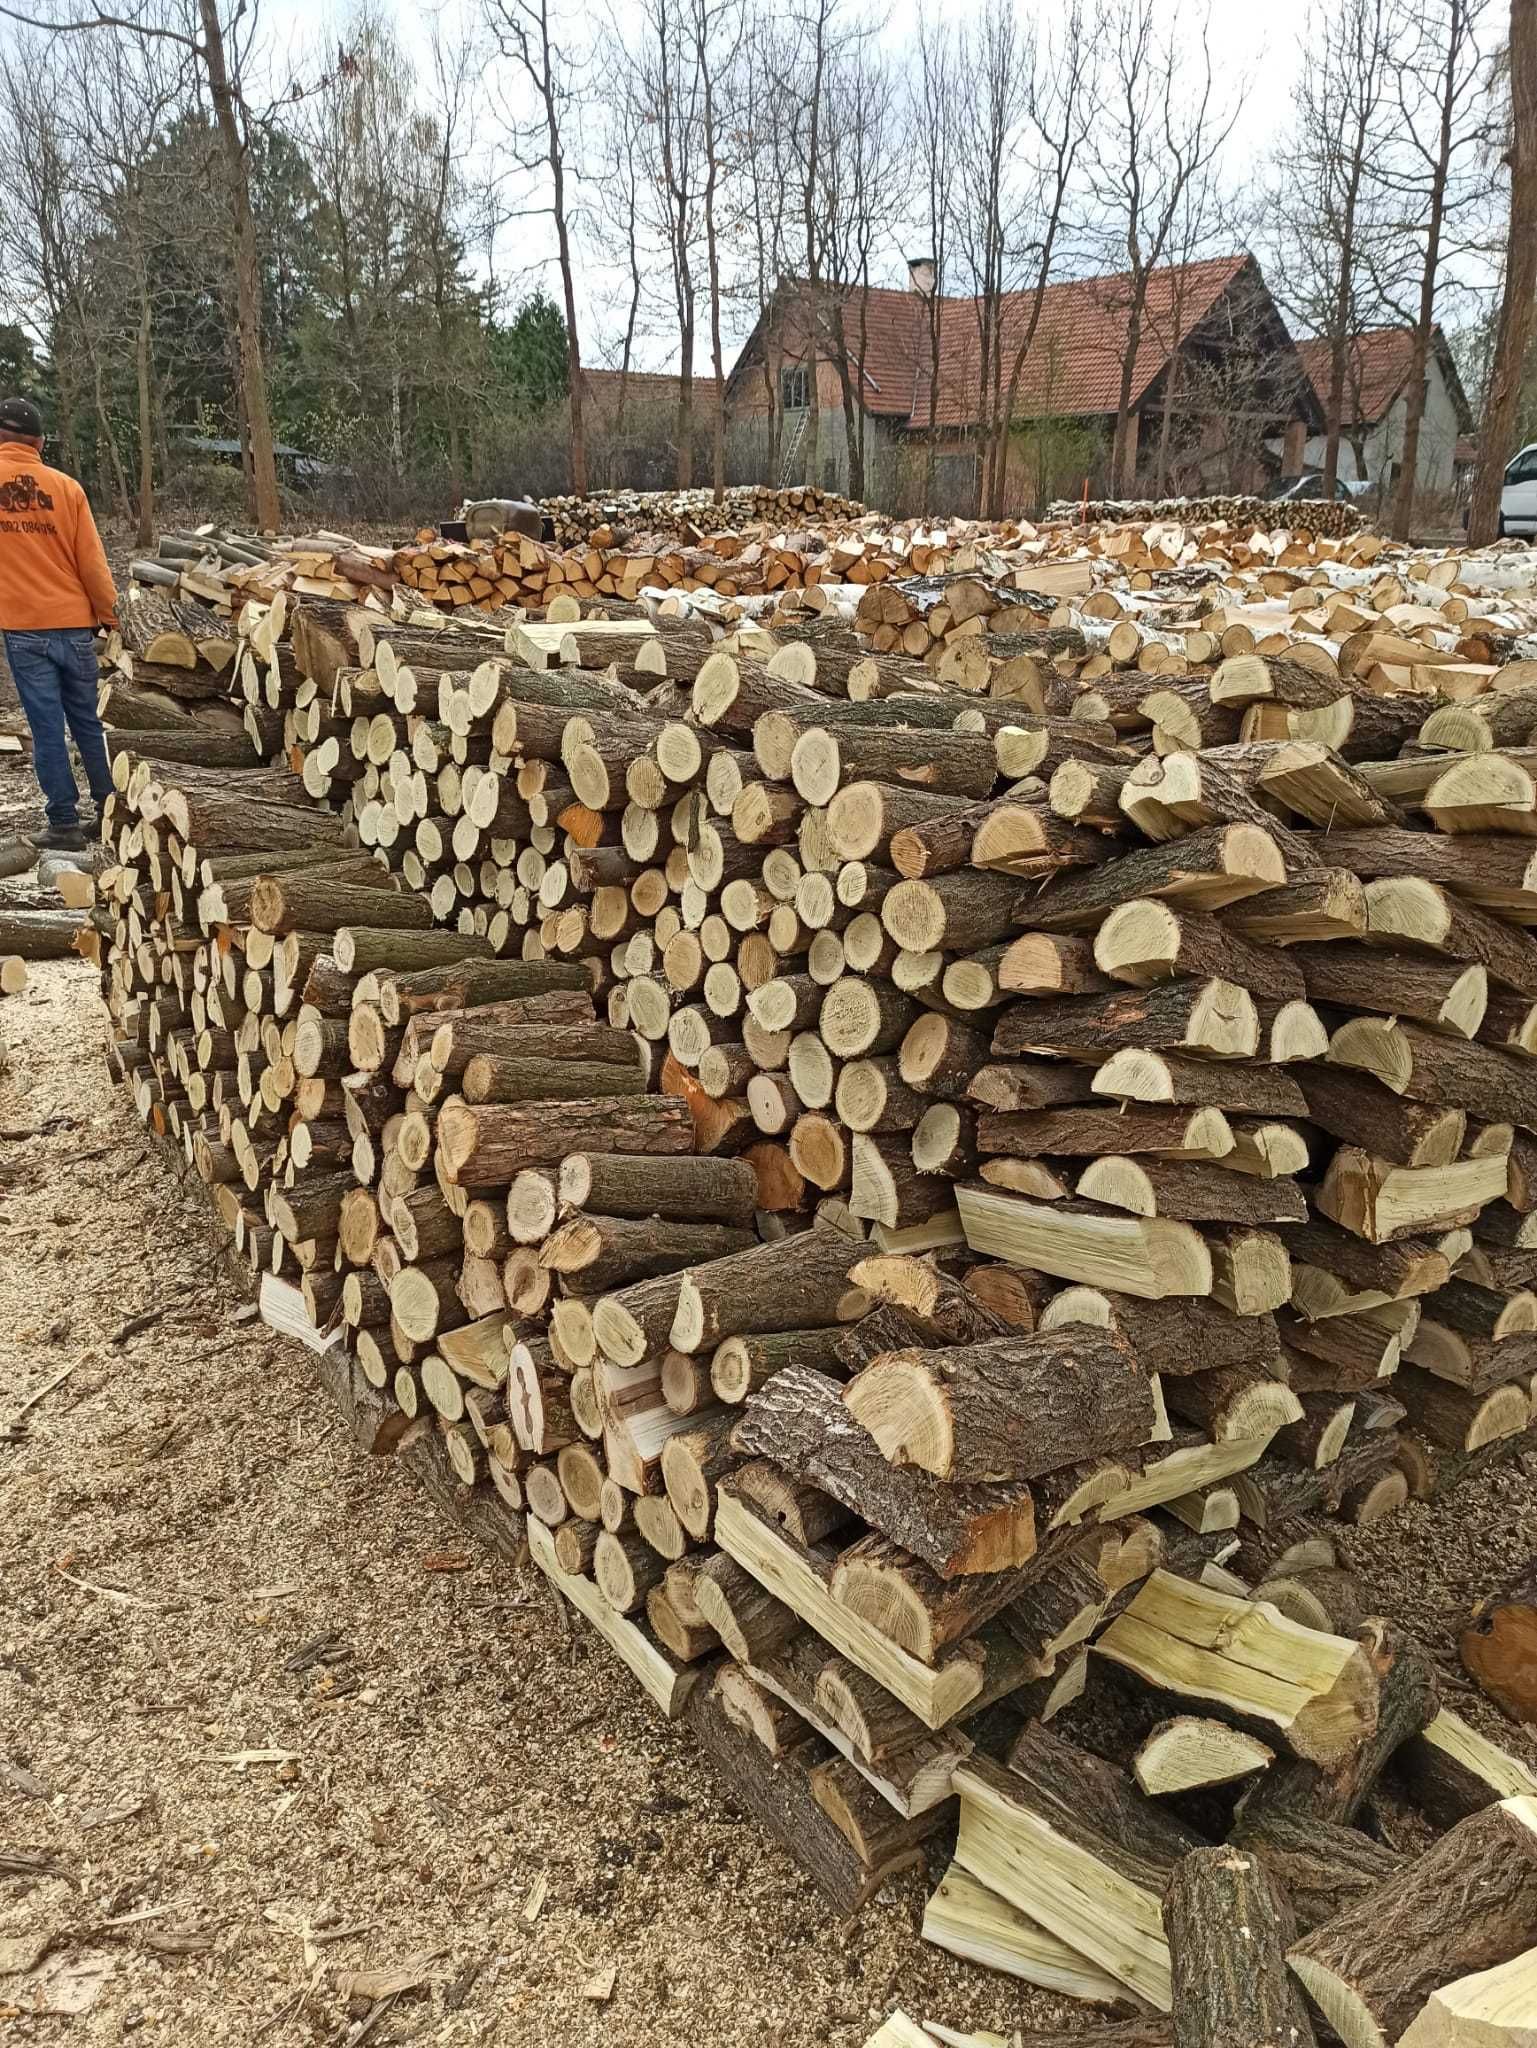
[{"xmin": 0, "ymin": 397, "xmax": 43, "ymax": 438}]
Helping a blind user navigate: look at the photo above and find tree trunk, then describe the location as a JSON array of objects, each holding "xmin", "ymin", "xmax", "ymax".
[
  {"xmin": 133, "ymin": 267, "xmax": 154, "ymax": 549},
  {"xmin": 1390, "ymin": 0, "xmax": 1461, "ymax": 541},
  {"xmin": 1469, "ymin": 0, "xmax": 1537, "ymax": 545},
  {"xmin": 198, "ymin": 0, "xmax": 280, "ymax": 531}
]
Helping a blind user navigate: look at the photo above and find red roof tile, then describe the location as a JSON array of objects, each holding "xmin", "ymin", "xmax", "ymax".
[
  {"xmin": 742, "ymin": 256, "xmax": 1259, "ymax": 428},
  {"xmin": 1291, "ymin": 329, "xmax": 1418, "ymax": 426},
  {"xmin": 917, "ymin": 255, "xmax": 1253, "ymax": 428}
]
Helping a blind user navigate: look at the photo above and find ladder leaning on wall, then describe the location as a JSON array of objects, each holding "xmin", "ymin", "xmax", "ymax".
[{"xmin": 778, "ymin": 410, "xmax": 808, "ymax": 487}]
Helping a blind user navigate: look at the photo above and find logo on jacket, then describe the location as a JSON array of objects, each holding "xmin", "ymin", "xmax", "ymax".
[{"xmin": 0, "ymin": 473, "xmax": 54, "ymax": 512}]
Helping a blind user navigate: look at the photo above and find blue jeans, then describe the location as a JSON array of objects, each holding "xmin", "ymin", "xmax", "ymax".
[{"xmin": 3, "ymin": 626, "xmax": 112, "ymax": 830}]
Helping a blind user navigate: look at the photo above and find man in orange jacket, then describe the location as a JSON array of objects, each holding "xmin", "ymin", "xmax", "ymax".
[{"xmin": 0, "ymin": 396, "xmax": 118, "ymax": 850}]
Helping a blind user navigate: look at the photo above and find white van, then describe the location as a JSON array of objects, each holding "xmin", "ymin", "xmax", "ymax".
[{"xmin": 1503, "ymin": 444, "xmax": 1537, "ymax": 535}]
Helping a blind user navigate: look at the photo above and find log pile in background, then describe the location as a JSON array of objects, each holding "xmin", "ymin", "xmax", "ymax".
[
  {"xmin": 539, "ymin": 483, "xmax": 865, "ymax": 545},
  {"xmin": 1050, "ymin": 492, "xmax": 1366, "ymax": 539},
  {"xmin": 83, "ymin": 514, "xmax": 1537, "ymax": 2044}
]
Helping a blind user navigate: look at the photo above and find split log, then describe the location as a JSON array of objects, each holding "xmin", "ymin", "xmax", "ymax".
[
  {"xmin": 1400, "ymin": 1947, "xmax": 1537, "ymax": 2048},
  {"xmin": 1132, "ymin": 1717, "xmax": 1274, "ymax": 1796},
  {"xmin": 952, "ymin": 1727, "xmax": 1202, "ymax": 2008},
  {"xmin": 993, "ymin": 977, "xmax": 1259, "ymax": 1061},
  {"xmin": 841, "ymin": 1327, "xmax": 1153, "ymax": 1483},
  {"xmin": 1095, "ymin": 1571, "xmax": 1379, "ymax": 1767},
  {"xmin": 733, "ymin": 1368, "xmax": 1037, "ymax": 1579}
]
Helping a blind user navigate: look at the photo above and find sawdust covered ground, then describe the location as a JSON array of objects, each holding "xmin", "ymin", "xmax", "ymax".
[{"xmin": 4, "ymin": 758, "xmax": 1537, "ymax": 2046}]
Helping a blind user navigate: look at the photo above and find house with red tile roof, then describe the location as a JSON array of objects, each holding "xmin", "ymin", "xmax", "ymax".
[
  {"xmin": 725, "ymin": 253, "xmax": 1322, "ymax": 514},
  {"xmin": 1287, "ymin": 326, "xmax": 1474, "ymax": 496}
]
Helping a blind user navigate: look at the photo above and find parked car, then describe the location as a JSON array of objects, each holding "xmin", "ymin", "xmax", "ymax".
[
  {"xmin": 1501, "ymin": 444, "xmax": 1537, "ymax": 535},
  {"xmin": 1261, "ymin": 471, "xmax": 1361, "ymax": 503}
]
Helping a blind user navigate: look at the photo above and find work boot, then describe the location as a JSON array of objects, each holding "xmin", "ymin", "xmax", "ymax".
[{"xmin": 36, "ymin": 825, "xmax": 88, "ymax": 853}]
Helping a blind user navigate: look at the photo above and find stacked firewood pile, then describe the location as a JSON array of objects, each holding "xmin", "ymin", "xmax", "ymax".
[
  {"xmin": 852, "ymin": 540, "xmax": 1537, "ymax": 702},
  {"xmin": 1051, "ymin": 492, "xmax": 1365, "ymax": 538},
  {"xmin": 120, "ymin": 500, "xmax": 1432, "ymax": 639},
  {"xmin": 85, "ymin": 529, "xmax": 1537, "ymax": 2039},
  {"xmin": 540, "ymin": 484, "xmax": 865, "ymax": 545}
]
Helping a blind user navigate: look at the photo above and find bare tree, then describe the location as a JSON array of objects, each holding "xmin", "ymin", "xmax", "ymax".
[
  {"xmin": 814, "ymin": 39, "xmax": 897, "ymax": 502},
  {"xmin": 0, "ymin": 32, "xmax": 93, "ymax": 477},
  {"xmin": 984, "ymin": 0, "xmax": 1095, "ymax": 518},
  {"xmin": 910, "ymin": 17, "xmax": 957, "ymax": 514},
  {"xmin": 1282, "ymin": 0, "xmax": 1396, "ymax": 491},
  {"xmin": 1381, "ymin": 0, "xmax": 1495, "ymax": 537},
  {"xmin": 68, "ymin": 19, "xmax": 191, "ymax": 541},
  {"xmin": 948, "ymin": 0, "xmax": 1027, "ymax": 517},
  {"xmin": 629, "ymin": 0, "xmax": 706, "ymax": 486},
  {"xmin": 693, "ymin": 0, "xmax": 741, "ymax": 502},
  {"xmin": 489, "ymin": 0, "xmax": 589, "ymax": 493},
  {"xmin": 1091, "ymin": 0, "xmax": 1238, "ymax": 498},
  {"xmin": 1470, "ymin": 0, "xmax": 1537, "ymax": 542},
  {"xmin": 727, "ymin": 7, "xmax": 795, "ymax": 484},
  {"xmin": 0, "ymin": 0, "xmax": 286, "ymax": 525}
]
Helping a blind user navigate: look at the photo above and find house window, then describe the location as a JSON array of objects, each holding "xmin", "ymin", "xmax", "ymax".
[{"xmin": 781, "ymin": 366, "xmax": 810, "ymax": 412}]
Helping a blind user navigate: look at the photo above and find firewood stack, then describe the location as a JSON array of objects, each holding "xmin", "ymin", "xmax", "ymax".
[
  {"xmin": 1050, "ymin": 491, "xmax": 1365, "ymax": 538},
  {"xmin": 85, "ymin": 516, "xmax": 1537, "ymax": 2040},
  {"xmin": 540, "ymin": 483, "xmax": 865, "ymax": 545}
]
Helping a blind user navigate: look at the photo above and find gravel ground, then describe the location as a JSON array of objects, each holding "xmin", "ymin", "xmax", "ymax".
[{"xmin": 4, "ymin": 732, "xmax": 1537, "ymax": 2044}]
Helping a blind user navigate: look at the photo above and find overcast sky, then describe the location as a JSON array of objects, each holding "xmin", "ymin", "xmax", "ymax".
[{"xmin": 235, "ymin": 0, "xmax": 1311, "ymax": 376}]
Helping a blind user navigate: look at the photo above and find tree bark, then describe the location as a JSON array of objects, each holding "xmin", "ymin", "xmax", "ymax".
[
  {"xmin": 436, "ymin": 1095, "xmax": 694, "ymax": 1185},
  {"xmin": 1468, "ymin": 0, "xmax": 1537, "ymax": 545},
  {"xmin": 1287, "ymin": 1797, "xmax": 1537, "ymax": 2048},
  {"xmin": 1164, "ymin": 1846, "xmax": 1316, "ymax": 2048}
]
